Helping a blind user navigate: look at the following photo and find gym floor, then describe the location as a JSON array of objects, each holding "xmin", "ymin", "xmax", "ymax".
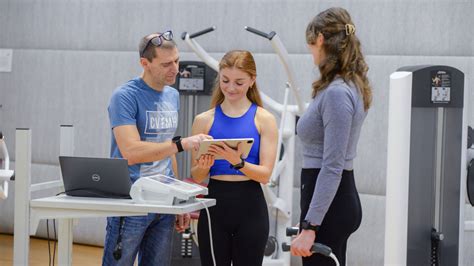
[{"xmin": 0, "ymin": 234, "xmax": 103, "ymax": 265}]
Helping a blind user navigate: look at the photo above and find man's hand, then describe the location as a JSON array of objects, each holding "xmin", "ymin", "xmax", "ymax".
[
  {"xmin": 175, "ymin": 213, "xmax": 190, "ymax": 233},
  {"xmin": 181, "ymin": 134, "xmax": 212, "ymax": 151},
  {"xmin": 290, "ymin": 229, "xmax": 316, "ymax": 257}
]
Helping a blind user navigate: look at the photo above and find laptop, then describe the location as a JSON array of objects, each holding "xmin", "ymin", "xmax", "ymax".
[{"xmin": 59, "ymin": 156, "xmax": 132, "ymax": 199}]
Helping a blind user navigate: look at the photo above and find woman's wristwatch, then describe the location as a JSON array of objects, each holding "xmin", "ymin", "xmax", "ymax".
[
  {"xmin": 301, "ymin": 220, "xmax": 320, "ymax": 232},
  {"xmin": 230, "ymin": 157, "xmax": 245, "ymax": 170}
]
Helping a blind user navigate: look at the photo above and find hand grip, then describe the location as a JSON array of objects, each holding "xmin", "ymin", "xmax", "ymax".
[
  {"xmin": 244, "ymin": 26, "xmax": 276, "ymax": 40},
  {"xmin": 181, "ymin": 26, "xmax": 216, "ymax": 40},
  {"xmin": 281, "ymin": 242, "xmax": 333, "ymax": 257},
  {"xmin": 286, "ymin": 226, "xmax": 299, "ymax": 236}
]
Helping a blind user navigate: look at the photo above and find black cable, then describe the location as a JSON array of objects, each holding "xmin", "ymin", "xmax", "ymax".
[
  {"xmin": 113, "ymin": 217, "xmax": 125, "ymax": 261},
  {"xmin": 53, "ymin": 219, "xmax": 57, "ymax": 266},
  {"xmin": 46, "ymin": 219, "xmax": 51, "ymax": 266}
]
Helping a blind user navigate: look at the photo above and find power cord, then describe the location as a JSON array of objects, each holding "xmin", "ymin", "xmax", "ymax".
[
  {"xmin": 46, "ymin": 219, "xmax": 57, "ymax": 266},
  {"xmin": 53, "ymin": 220, "xmax": 57, "ymax": 266},
  {"xmin": 113, "ymin": 217, "xmax": 125, "ymax": 261},
  {"xmin": 46, "ymin": 219, "xmax": 51, "ymax": 266},
  {"xmin": 190, "ymin": 219, "xmax": 199, "ymax": 247},
  {"xmin": 200, "ymin": 201, "xmax": 216, "ymax": 266}
]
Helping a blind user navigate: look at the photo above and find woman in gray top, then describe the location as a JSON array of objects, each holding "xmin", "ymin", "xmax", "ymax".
[{"xmin": 290, "ymin": 7, "xmax": 372, "ymax": 266}]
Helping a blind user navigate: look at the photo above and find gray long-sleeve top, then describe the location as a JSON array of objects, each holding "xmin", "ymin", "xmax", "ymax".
[{"xmin": 296, "ymin": 78, "xmax": 367, "ymax": 225}]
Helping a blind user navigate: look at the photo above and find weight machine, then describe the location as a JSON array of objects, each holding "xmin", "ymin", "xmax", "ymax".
[{"xmin": 0, "ymin": 131, "xmax": 15, "ymax": 200}]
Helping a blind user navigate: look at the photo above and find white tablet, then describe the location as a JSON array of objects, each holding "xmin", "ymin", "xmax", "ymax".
[{"xmin": 195, "ymin": 138, "xmax": 254, "ymax": 160}]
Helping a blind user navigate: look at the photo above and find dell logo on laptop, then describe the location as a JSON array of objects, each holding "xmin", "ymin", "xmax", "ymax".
[{"xmin": 91, "ymin": 174, "xmax": 101, "ymax": 182}]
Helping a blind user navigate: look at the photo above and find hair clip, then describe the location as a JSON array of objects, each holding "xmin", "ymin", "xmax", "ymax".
[{"xmin": 345, "ymin": 24, "xmax": 356, "ymax": 36}]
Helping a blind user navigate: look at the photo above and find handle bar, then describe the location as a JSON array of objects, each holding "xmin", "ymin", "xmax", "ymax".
[
  {"xmin": 286, "ymin": 226, "xmax": 299, "ymax": 236},
  {"xmin": 244, "ymin": 26, "xmax": 276, "ymax": 40},
  {"xmin": 181, "ymin": 26, "xmax": 216, "ymax": 40},
  {"xmin": 282, "ymin": 242, "xmax": 332, "ymax": 257}
]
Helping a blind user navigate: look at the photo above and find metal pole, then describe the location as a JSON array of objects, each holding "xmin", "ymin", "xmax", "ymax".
[
  {"xmin": 276, "ymin": 114, "xmax": 295, "ymax": 265},
  {"xmin": 58, "ymin": 125, "xmax": 75, "ymax": 265}
]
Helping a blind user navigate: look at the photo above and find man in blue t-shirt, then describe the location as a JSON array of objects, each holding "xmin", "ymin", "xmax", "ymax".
[{"xmin": 102, "ymin": 31, "xmax": 211, "ymax": 266}]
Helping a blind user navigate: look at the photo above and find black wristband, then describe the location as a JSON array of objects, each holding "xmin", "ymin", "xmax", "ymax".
[
  {"xmin": 230, "ymin": 157, "xmax": 245, "ymax": 170},
  {"xmin": 172, "ymin": 136, "xmax": 184, "ymax": 153},
  {"xmin": 301, "ymin": 220, "xmax": 320, "ymax": 232}
]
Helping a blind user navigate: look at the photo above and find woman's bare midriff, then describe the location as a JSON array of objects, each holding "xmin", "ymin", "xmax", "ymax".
[{"xmin": 210, "ymin": 175, "xmax": 251, "ymax": 182}]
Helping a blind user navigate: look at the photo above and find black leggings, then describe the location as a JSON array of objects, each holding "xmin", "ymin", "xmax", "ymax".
[
  {"xmin": 300, "ymin": 168, "xmax": 362, "ymax": 266},
  {"xmin": 198, "ymin": 178, "xmax": 269, "ymax": 266}
]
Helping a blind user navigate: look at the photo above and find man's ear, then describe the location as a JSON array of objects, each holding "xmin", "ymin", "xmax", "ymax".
[{"xmin": 140, "ymin": 57, "xmax": 149, "ymax": 68}]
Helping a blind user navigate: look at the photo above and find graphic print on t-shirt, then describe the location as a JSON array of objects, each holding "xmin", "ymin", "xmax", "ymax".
[
  {"xmin": 145, "ymin": 111, "xmax": 178, "ymax": 134},
  {"xmin": 140, "ymin": 101, "xmax": 178, "ymax": 178}
]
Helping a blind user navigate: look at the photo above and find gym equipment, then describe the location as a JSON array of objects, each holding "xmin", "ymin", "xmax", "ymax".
[
  {"xmin": 281, "ymin": 243, "xmax": 332, "ymax": 257},
  {"xmin": 0, "ymin": 131, "xmax": 15, "ymax": 199},
  {"xmin": 181, "ymin": 228, "xmax": 194, "ymax": 258},
  {"xmin": 467, "ymin": 126, "xmax": 474, "ymax": 206},
  {"xmin": 385, "ymin": 65, "xmax": 468, "ymax": 265},
  {"xmin": 174, "ymin": 61, "xmax": 216, "ymax": 96},
  {"xmin": 244, "ymin": 26, "xmax": 305, "ymax": 114},
  {"xmin": 173, "ymin": 29, "xmax": 218, "ymax": 180}
]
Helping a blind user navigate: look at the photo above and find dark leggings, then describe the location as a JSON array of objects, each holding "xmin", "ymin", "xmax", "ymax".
[
  {"xmin": 300, "ymin": 168, "xmax": 362, "ymax": 266},
  {"xmin": 198, "ymin": 178, "xmax": 269, "ymax": 266}
]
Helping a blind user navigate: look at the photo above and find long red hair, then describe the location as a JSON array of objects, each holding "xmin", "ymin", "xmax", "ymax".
[{"xmin": 210, "ymin": 50, "xmax": 263, "ymax": 108}]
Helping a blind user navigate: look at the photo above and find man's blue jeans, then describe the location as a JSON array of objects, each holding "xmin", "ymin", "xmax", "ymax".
[{"xmin": 102, "ymin": 213, "xmax": 175, "ymax": 266}]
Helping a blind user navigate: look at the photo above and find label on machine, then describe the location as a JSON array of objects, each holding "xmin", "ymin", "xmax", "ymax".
[
  {"xmin": 179, "ymin": 64, "xmax": 205, "ymax": 92},
  {"xmin": 431, "ymin": 70, "xmax": 451, "ymax": 103}
]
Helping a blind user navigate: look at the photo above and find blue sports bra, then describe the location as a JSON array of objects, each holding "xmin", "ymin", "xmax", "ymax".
[{"xmin": 209, "ymin": 104, "xmax": 261, "ymax": 176}]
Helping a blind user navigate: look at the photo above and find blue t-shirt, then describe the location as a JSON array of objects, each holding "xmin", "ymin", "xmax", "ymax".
[{"xmin": 108, "ymin": 77, "xmax": 179, "ymax": 182}]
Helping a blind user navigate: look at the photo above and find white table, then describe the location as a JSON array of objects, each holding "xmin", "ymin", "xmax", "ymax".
[
  {"xmin": 27, "ymin": 195, "xmax": 216, "ymax": 266},
  {"xmin": 13, "ymin": 128, "xmax": 217, "ymax": 266}
]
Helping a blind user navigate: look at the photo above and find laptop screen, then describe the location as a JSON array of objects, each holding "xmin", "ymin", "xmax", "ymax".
[{"xmin": 59, "ymin": 156, "xmax": 132, "ymax": 199}]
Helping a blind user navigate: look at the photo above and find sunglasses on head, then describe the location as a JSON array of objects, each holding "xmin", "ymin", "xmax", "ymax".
[{"xmin": 140, "ymin": 31, "xmax": 173, "ymax": 57}]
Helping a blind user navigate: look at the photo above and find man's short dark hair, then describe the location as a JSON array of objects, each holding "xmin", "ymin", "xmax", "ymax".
[{"xmin": 138, "ymin": 33, "xmax": 177, "ymax": 62}]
